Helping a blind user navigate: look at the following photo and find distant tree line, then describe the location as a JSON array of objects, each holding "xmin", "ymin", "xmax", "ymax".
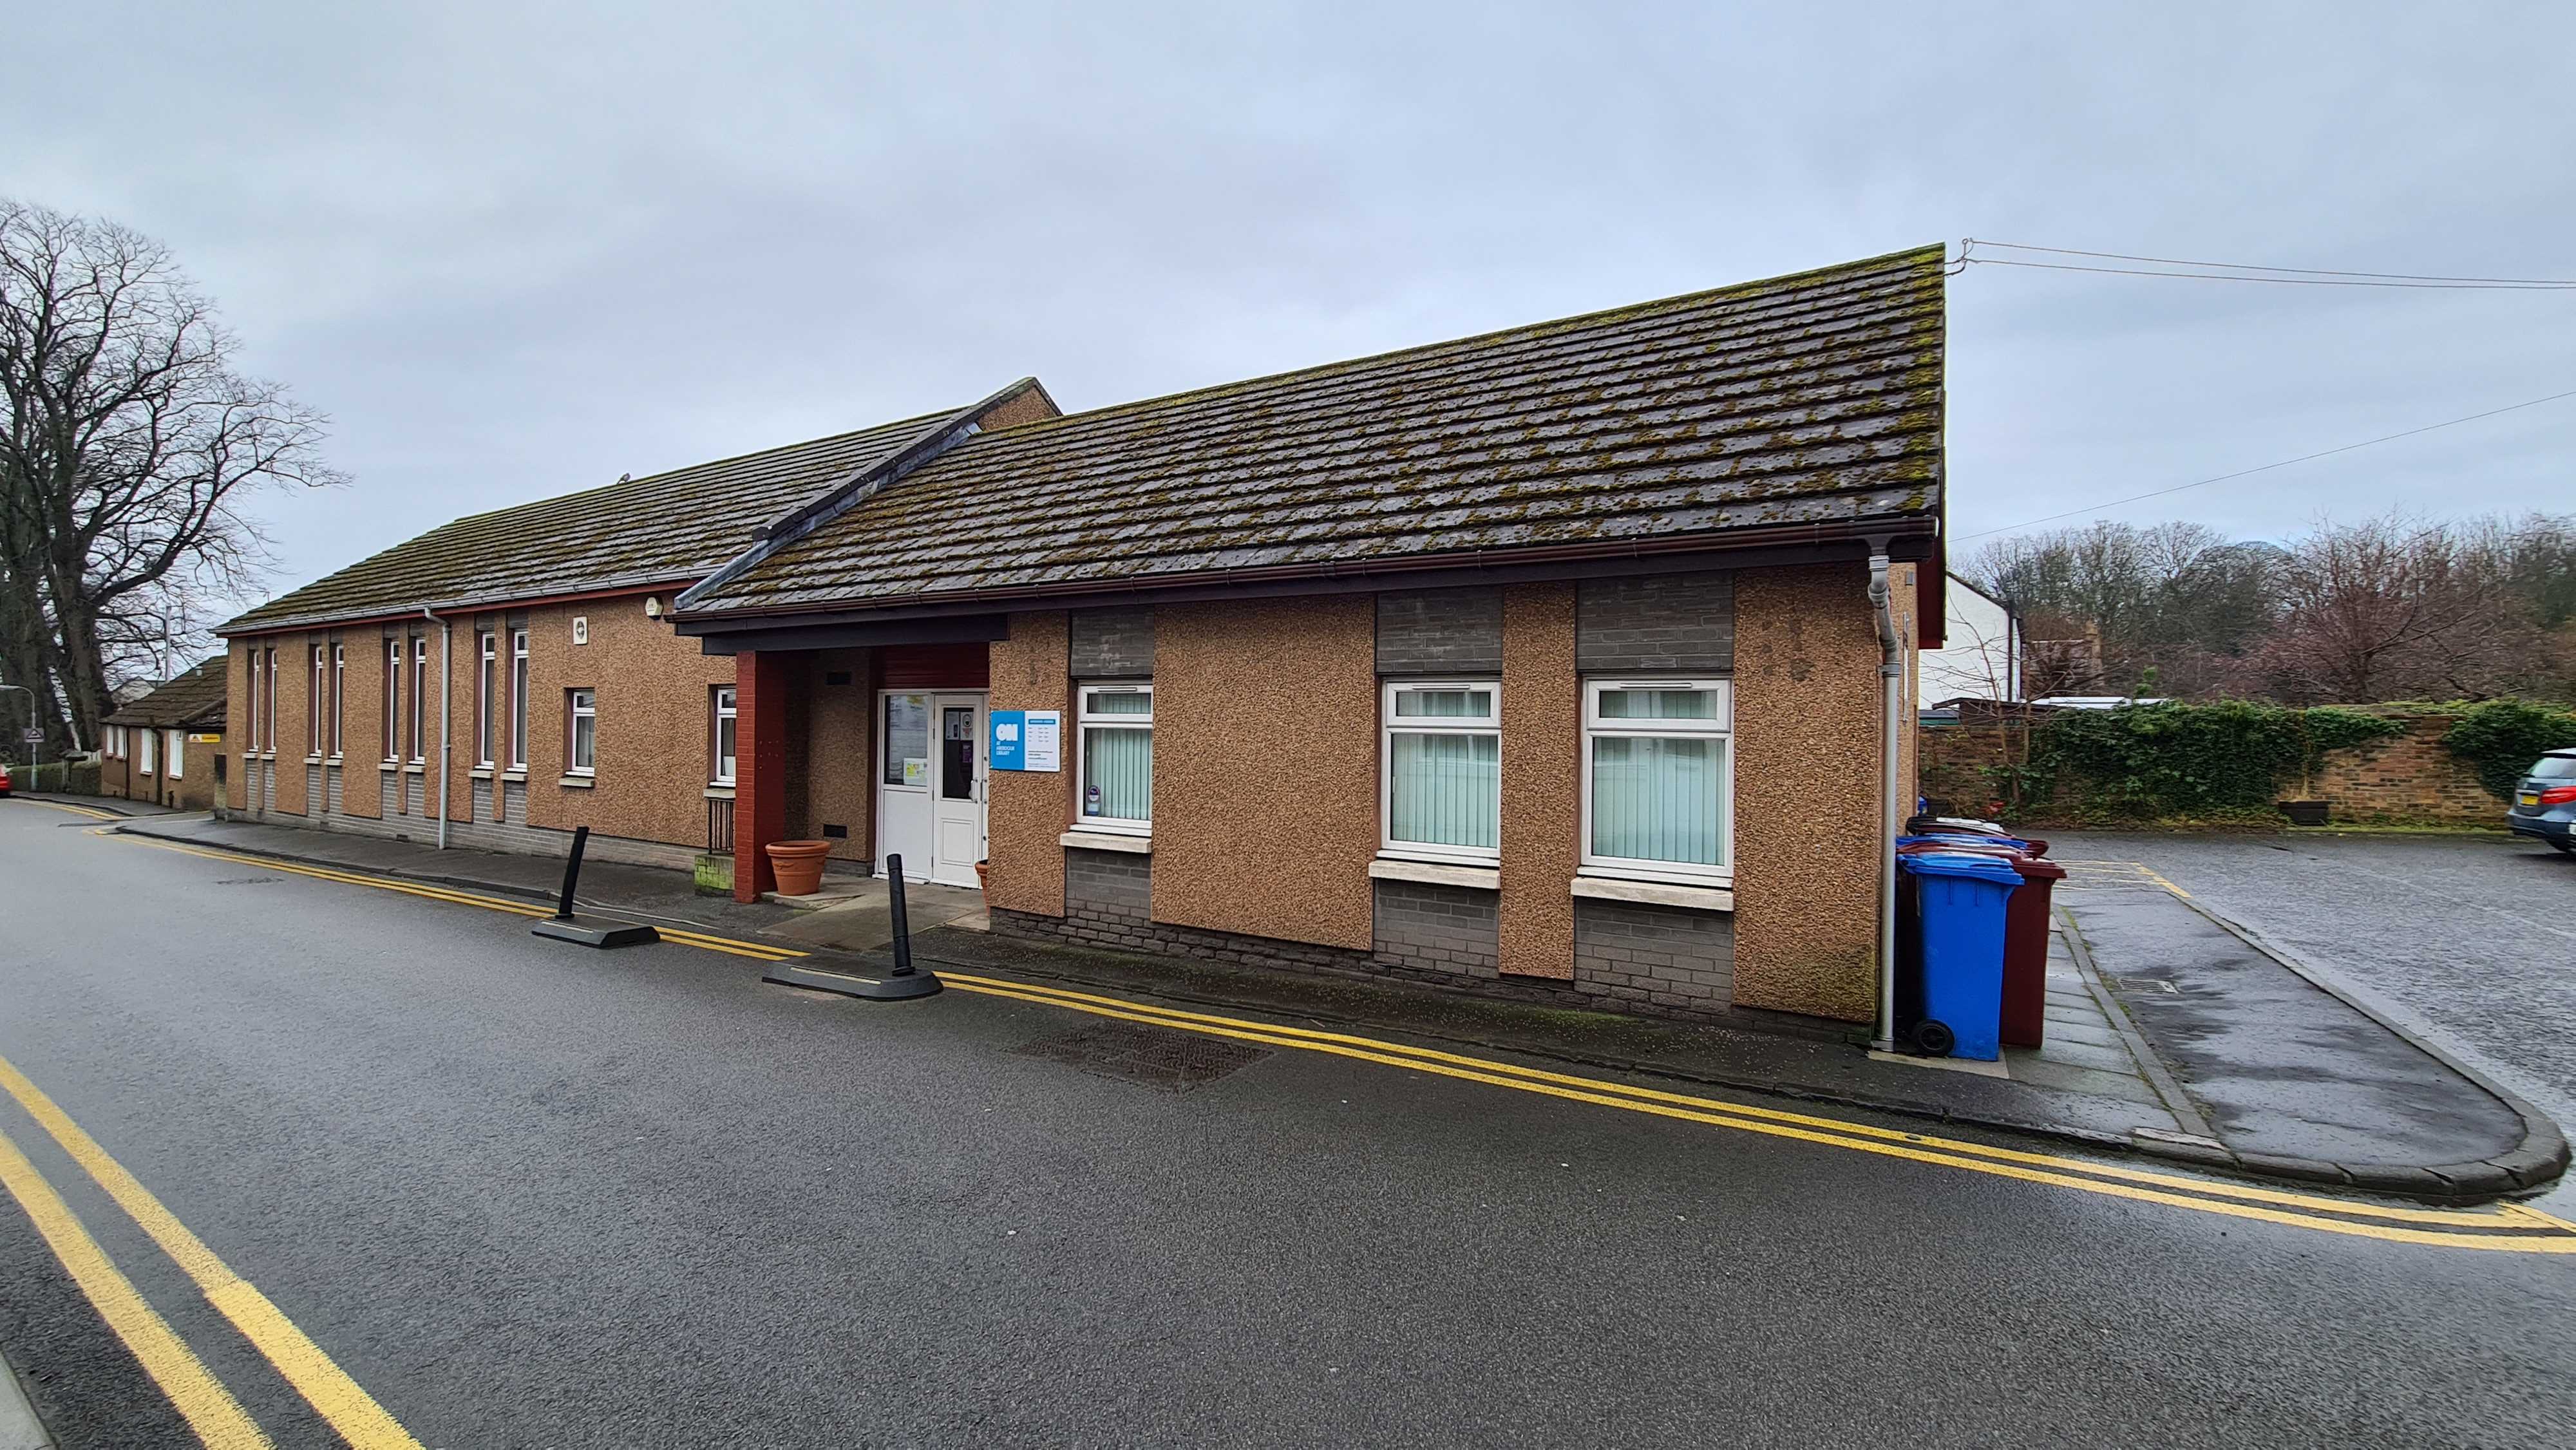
[
  {"xmin": 0, "ymin": 201, "xmax": 334, "ymax": 752},
  {"xmin": 1962, "ymin": 513, "xmax": 2576, "ymax": 704}
]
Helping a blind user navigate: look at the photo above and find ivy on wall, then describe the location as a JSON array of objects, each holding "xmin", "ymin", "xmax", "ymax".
[
  {"xmin": 2441, "ymin": 700, "xmax": 2576, "ymax": 799},
  {"xmin": 2025, "ymin": 702, "xmax": 2405, "ymax": 821}
]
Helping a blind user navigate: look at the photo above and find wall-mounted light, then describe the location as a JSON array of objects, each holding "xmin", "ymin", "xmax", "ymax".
[
  {"xmin": 643, "ymin": 596, "xmax": 663, "ymax": 619},
  {"xmin": 571, "ymin": 616, "xmax": 590, "ymax": 646}
]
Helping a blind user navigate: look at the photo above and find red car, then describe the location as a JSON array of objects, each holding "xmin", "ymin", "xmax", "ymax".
[{"xmin": 0, "ymin": 760, "xmax": 12, "ymax": 797}]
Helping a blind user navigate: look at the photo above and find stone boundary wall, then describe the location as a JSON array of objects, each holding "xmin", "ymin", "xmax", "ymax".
[{"xmin": 1918, "ymin": 705, "xmax": 2504, "ymax": 826}]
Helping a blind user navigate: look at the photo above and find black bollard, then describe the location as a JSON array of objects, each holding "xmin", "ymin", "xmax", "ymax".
[
  {"xmin": 758, "ymin": 850, "xmax": 942, "ymax": 1001},
  {"xmin": 530, "ymin": 824, "xmax": 659, "ymax": 948},
  {"xmin": 885, "ymin": 852, "xmax": 916, "ymax": 977}
]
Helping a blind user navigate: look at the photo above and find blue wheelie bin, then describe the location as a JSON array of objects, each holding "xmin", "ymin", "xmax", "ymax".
[{"xmin": 1898, "ymin": 849, "xmax": 2023, "ymax": 1060}]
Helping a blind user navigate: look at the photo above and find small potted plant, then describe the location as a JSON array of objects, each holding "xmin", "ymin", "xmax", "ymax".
[{"xmin": 974, "ymin": 858, "xmax": 990, "ymax": 890}]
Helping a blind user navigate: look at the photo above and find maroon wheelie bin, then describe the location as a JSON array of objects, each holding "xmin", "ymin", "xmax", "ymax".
[{"xmin": 1896, "ymin": 838, "xmax": 2065, "ymax": 1047}]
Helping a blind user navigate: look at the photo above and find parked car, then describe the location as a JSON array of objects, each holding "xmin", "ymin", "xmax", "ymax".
[
  {"xmin": 2506, "ymin": 749, "xmax": 2576, "ymax": 854},
  {"xmin": 0, "ymin": 760, "xmax": 11, "ymax": 797}
]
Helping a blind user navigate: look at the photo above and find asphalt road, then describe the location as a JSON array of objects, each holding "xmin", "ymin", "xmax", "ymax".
[
  {"xmin": 2067, "ymin": 829, "xmax": 2576, "ymax": 1210},
  {"xmin": 5, "ymin": 802, "xmax": 2575, "ymax": 1448}
]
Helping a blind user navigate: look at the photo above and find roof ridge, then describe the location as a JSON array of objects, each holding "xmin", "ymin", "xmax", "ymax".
[{"xmin": 967, "ymin": 245, "xmax": 1942, "ymax": 443}]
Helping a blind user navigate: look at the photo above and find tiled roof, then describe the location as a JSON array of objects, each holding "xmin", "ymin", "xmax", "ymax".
[
  {"xmin": 678, "ymin": 245, "xmax": 1944, "ymax": 617},
  {"xmin": 106, "ymin": 658, "xmax": 229, "ymax": 729},
  {"xmin": 220, "ymin": 405, "xmax": 978, "ymax": 634}
]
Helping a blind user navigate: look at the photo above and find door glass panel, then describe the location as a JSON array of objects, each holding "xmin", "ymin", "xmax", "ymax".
[
  {"xmin": 940, "ymin": 707, "xmax": 975, "ymax": 800},
  {"xmin": 884, "ymin": 694, "xmax": 929, "ymax": 787}
]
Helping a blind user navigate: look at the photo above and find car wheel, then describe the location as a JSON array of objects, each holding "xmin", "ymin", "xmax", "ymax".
[{"xmin": 2552, "ymin": 839, "xmax": 2574, "ymax": 855}]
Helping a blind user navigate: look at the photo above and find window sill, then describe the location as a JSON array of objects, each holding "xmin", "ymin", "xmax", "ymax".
[
  {"xmin": 502, "ymin": 769, "xmax": 527, "ymax": 783},
  {"xmin": 558, "ymin": 773, "xmax": 596, "ymax": 789},
  {"xmin": 1061, "ymin": 829, "xmax": 1150, "ymax": 855},
  {"xmin": 402, "ymin": 762, "xmax": 426, "ymax": 775},
  {"xmin": 704, "ymin": 784, "xmax": 735, "ymax": 800},
  {"xmin": 469, "ymin": 767, "xmax": 495, "ymax": 780},
  {"xmin": 324, "ymin": 755, "xmax": 343, "ymax": 766},
  {"xmin": 1570, "ymin": 875, "xmax": 1734, "ymax": 912},
  {"xmin": 1369, "ymin": 857, "xmax": 1500, "ymax": 890},
  {"xmin": 378, "ymin": 760, "xmax": 402, "ymax": 773},
  {"xmin": 303, "ymin": 753, "xmax": 323, "ymax": 765}
]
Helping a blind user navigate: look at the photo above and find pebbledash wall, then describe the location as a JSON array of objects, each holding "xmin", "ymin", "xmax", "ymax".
[
  {"xmin": 223, "ymin": 591, "xmax": 738, "ymax": 869},
  {"xmin": 987, "ymin": 561, "xmax": 1915, "ymax": 1027}
]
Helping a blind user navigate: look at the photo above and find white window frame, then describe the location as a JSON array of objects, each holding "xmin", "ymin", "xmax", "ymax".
[
  {"xmin": 509, "ymin": 630, "xmax": 529, "ymax": 770},
  {"xmin": 710, "ymin": 686, "xmax": 737, "ymax": 786},
  {"xmin": 1379, "ymin": 679, "xmax": 1502, "ymax": 866},
  {"xmin": 383, "ymin": 638, "xmax": 401, "ymax": 762},
  {"xmin": 408, "ymin": 638, "xmax": 427, "ymax": 764},
  {"xmin": 476, "ymin": 632, "xmax": 497, "ymax": 767},
  {"xmin": 567, "ymin": 688, "xmax": 596, "ymax": 776},
  {"xmin": 1075, "ymin": 682, "xmax": 1153, "ymax": 835},
  {"xmin": 140, "ymin": 726, "xmax": 156, "ymax": 774},
  {"xmin": 330, "ymin": 644, "xmax": 345, "ymax": 758},
  {"xmin": 310, "ymin": 645, "xmax": 327, "ymax": 757},
  {"xmin": 1579, "ymin": 678, "xmax": 1734, "ymax": 887},
  {"xmin": 166, "ymin": 730, "xmax": 185, "ymax": 780}
]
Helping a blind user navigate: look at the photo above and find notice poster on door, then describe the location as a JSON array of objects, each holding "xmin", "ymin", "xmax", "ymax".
[{"xmin": 990, "ymin": 710, "xmax": 1061, "ymax": 772}]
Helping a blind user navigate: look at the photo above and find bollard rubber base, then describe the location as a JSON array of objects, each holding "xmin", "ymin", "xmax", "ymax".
[
  {"xmin": 763, "ymin": 961, "xmax": 943, "ymax": 1001},
  {"xmin": 531, "ymin": 918, "xmax": 662, "ymax": 950}
]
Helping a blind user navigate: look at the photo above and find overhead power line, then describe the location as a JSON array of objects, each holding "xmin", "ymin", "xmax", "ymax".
[
  {"xmin": 1955, "ymin": 387, "xmax": 2576, "ymax": 542},
  {"xmin": 1956, "ymin": 238, "xmax": 2576, "ymax": 290}
]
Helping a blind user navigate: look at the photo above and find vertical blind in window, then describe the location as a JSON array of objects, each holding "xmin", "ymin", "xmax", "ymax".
[
  {"xmin": 1079, "ymin": 686, "xmax": 1151, "ymax": 825},
  {"xmin": 1586, "ymin": 683, "xmax": 1729, "ymax": 873},
  {"xmin": 1385, "ymin": 684, "xmax": 1499, "ymax": 855}
]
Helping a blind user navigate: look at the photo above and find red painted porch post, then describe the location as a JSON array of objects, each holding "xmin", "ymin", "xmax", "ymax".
[{"xmin": 733, "ymin": 650, "xmax": 789, "ymax": 902}]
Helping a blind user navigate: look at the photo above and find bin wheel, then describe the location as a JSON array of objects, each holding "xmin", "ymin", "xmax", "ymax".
[{"xmin": 1911, "ymin": 1019, "xmax": 1956, "ymax": 1056}]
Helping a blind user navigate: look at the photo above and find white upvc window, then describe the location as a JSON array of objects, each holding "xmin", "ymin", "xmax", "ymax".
[
  {"xmin": 408, "ymin": 638, "xmax": 426, "ymax": 763},
  {"xmin": 166, "ymin": 730, "xmax": 184, "ymax": 780},
  {"xmin": 1581, "ymin": 679, "xmax": 1733, "ymax": 886},
  {"xmin": 140, "ymin": 726, "xmax": 156, "ymax": 773},
  {"xmin": 247, "ymin": 650, "xmax": 265, "ymax": 751},
  {"xmin": 383, "ymin": 638, "xmax": 402, "ymax": 761},
  {"xmin": 1380, "ymin": 680, "xmax": 1501, "ymax": 863},
  {"xmin": 476, "ymin": 633, "xmax": 497, "ymax": 766},
  {"xmin": 567, "ymin": 688, "xmax": 596, "ymax": 775},
  {"xmin": 330, "ymin": 644, "xmax": 345, "ymax": 757},
  {"xmin": 263, "ymin": 648, "xmax": 277, "ymax": 752},
  {"xmin": 710, "ymin": 686, "xmax": 737, "ymax": 785},
  {"xmin": 310, "ymin": 645, "xmax": 326, "ymax": 755},
  {"xmin": 1076, "ymin": 683, "xmax": 1152, "ymax": 833},
  {"xmin": 509, "ymin": 630, "xmax": 529, "ymax": 769}
]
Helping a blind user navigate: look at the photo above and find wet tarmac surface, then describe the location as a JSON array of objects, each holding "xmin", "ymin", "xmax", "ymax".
[{"xmin": 6, "ymin": 804, "xmax": 2576, "ymax": 1447}]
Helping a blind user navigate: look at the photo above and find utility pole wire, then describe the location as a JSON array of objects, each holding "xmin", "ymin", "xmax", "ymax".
[
  {"xmin": 1964, "ymin": 239, "xmax": 2576, "ymax": 287},
  {"xmin": 1955, "ymin": 387, "xmax": 2576, "ymax": 542}
]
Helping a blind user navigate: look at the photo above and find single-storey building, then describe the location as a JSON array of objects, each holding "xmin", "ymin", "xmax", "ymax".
[
  {"xmin": 210, "ymin": 382, "xmax": 1063, "ymax": 869},
  {"xmin": 100, "ymin": 659, "xmax": 229, "ymax": 811},
  {"xmin": 1917, "ymin": 572, "xmax": 2021, "ymax": 704},
  {"xmin": 665, "ymin": 246, "xmax": 1947, "ymax": 1031}
]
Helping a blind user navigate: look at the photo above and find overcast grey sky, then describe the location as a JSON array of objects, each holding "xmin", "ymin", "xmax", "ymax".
[{"xmin": 8, "ymin": 2, "xmax": 2570, "ymax": 605}]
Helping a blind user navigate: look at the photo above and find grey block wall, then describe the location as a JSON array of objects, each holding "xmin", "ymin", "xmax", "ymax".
[
  {"xmin": 305, "ymin": 763, "xmax": 323, "ymax": 815},
  {"xmin": 1070, "ymin": 607, "xmax": 1155, "ymax": 677},
  {"xmin": 379, "ymin": 771, "xmax": 397, "ymax": 817},
  {"xmin": 1370, "ymin": 879, "xmax": 1499, "ymax": 978},
  {"xmin": 325, "ymin": 767, "xmax": 343, "ymax": 814},
  {"xmin": 1572, "ymin": 898, "xmax": 1734, "ymax": 1008},
  {"xmin": 1066, "ymin": 847, "xmax": 1150, "ymax": 922},
  {"xmin": 1376, "ymin": 588, "xmax": 1502, "ymax": 675},
  {"xmin": 1577, "ymin": 572, "xmax": 1734, "ymax": 673}
]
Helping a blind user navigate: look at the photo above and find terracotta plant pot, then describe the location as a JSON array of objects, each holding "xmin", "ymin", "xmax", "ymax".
[
  {"xmin": 974, "ymin": 859, "xmax": 990, "ymax": 890},
  {"xmin": 764, "ymin": 839, "xmax": 833, "ymax": 896}
]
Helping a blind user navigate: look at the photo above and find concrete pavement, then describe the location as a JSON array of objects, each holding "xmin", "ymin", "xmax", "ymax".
[{"xmin": 5, "ymin": 799, "xmax": 2576, "ymax": 1445}]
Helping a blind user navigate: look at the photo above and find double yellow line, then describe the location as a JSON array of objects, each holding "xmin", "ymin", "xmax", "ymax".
[
  {"xmin": 931, "ymin": 972, "xmax": 2576, "ymax": 1253},
  {"xmin": 0, "ymin": 1057, "xmax": 421, "ymax": 1447},
  {"xmin": 93, "ymin": 825, "xmax": 2576, "ymax": 1255}
]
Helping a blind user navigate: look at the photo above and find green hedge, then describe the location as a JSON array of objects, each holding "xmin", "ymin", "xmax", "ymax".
[
  {"xmin": 2441, "ymin": 700, "xmax": 2576, "ymax": 799},
  {"xmin": 2027, "ymin": 702, "xmax": 2403, "ymax": 821}
]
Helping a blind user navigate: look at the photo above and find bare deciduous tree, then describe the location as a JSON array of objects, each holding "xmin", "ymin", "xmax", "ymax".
[{"xmin": 0, "ymin": 200, "xmax": 337, "ymax": 748}]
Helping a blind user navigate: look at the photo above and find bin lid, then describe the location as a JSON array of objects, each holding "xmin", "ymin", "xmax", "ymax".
[
  {"xmin": 1898, "ymin": 849, "xmax": 2025, "ymax": 886},
  {"xmin": 1900, "ymin": 831, "xmax": 2034, "ymax": 851}
]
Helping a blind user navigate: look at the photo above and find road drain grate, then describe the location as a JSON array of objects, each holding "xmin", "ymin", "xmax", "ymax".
[
  {"xmin": 213, "ymin": 877, "xmax": 283, "ymax": 885},
  {"xmin": 1014, "ymin": 1021, "xmax": 1272, "ymax": 1092}
]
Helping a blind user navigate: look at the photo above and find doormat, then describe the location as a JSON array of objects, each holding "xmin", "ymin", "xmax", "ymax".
[{"xmin": 1014, "ymin": 1021, "xmax": 1272, "ymax": 1093}]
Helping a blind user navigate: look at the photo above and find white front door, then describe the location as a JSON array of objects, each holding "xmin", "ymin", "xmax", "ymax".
[{"xmin": 929, "ymin": 693, "xmax": 987, "ymax": 889}]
